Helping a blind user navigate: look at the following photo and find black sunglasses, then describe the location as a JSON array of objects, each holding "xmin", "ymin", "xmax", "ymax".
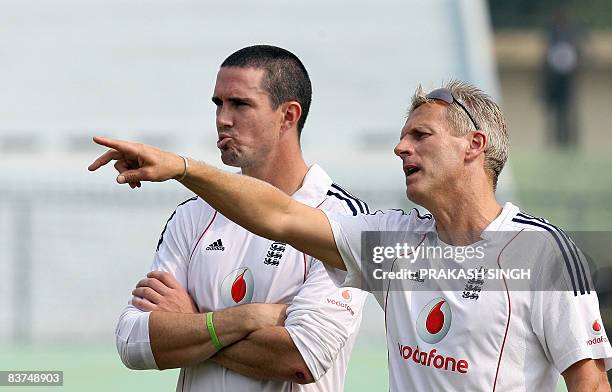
[{"xmin": 426, "ymin": 88, "xmax": 480, "ymax": 130}]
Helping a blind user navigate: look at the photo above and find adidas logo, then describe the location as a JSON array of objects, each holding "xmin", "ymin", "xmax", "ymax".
[{"xmin": 206, "ymin": 239, "xmax": 225, "ymax": 251}]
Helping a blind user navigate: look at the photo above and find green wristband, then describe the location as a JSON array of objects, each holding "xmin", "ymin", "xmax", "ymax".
[{"xmin": 206, "ymin": 312, "xmax": 224, "ymax": 351}]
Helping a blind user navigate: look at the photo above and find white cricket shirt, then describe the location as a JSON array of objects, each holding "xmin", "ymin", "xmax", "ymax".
[
  {"xmin": 324, "ymin": 202, "xmax": 612, "ymax": 391},
  {"xmin": 115, "ymin": 164, "xmax": 368, "ymax": 392}
]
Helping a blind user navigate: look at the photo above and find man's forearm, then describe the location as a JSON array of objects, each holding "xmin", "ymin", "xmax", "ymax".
[
  {"xmin": 180, "ymin": 160, "xmax": 344, "ymax": 270},
  {"xmin": 181, "ymin": 161, "xmax": 293, "ymax": 242},
  {"xmin": 210, "ymin": 326, "xmax": 314, "ymax": 384},
  {"xmin": 563, "ymin": 359, "xmax": 611, "ymax": 392},
  {"xmin": 149, "ymin": 305, "xmax": 267, "ymax": 370},
  {"xmin": 88, "ymin": 138, "xmax": 344, "ymax": 270}
]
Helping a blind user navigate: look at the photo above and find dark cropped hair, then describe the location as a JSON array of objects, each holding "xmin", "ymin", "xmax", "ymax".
[{"xmin": 221, "ymin": 45, "xmax": 312, "ymax": 136}]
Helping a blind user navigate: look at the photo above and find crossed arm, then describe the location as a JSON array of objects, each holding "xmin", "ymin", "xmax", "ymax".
[{"xmin": 126, "ymin": 271, "xmax": 313, "ymax": 383}]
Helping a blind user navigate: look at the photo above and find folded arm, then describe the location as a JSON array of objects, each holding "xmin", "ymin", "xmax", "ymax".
[
  {"xmin": 148, "ymin": 304, "xmax": 286, "ymax": 370},
  {"xmin": 117, "ymin": 271, "xmax": 287, "ymax": 370},
  {"xmin": 211, "ymin": 327, "xmax": 314, "ymax": 384},
  {"xmin": 211, "ymin": 260, "xmax": 365, "ymax": 384},
  {"xmin": 127, "ymin": 271, "xmax": 312, "ymax": 381}
]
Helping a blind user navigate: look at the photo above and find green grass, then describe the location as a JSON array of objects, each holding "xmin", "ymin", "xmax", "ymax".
[
  {"xmin": 0, "ymin": 343, "xmax": 572, "ymax": 391},
  {"xmin": 0, "ymin": 343, "xmax": 388, "ymax": 391},
  {"xmin": 0, "ymin": 344, "xmax": 179, "ymax": 391}
]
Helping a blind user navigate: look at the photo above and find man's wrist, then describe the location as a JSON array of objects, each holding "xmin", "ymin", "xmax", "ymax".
[
  {"xmin": 230, "ymin": 304, "xmax": 259, "ymax": 333},
  {"xmin": 206, "ymin": 312, "xmax": 224, "ymax": 351},
  {"xmin": 173, "ymin": 155, "xmax": 189, "ymax": 181},
  {"xmin": 211, "ymin": 305, "xmax": 259, "ymax": 343}
]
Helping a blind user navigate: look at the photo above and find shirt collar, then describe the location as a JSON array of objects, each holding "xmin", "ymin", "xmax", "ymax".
[
  {"xmin": 426, "ymin": 202, "xmax": 520, "ymax": 243},
  {"xmin": 291, "ymin": 164, "xmax": 332, "ymax": 208},
  {"xmin": 480, "ymin": 201, "xmax": 520, "ymax": 239}
]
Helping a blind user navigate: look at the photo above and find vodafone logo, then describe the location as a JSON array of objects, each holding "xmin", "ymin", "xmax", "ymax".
[
  {"xmin": 587, "ymin": 319, "xmax": 608, "ymax": 346},
  {"xmin": 592, "ymin": 320, "xmax": 602, "ymax": 335},
  {"xmin": 340, "ymin": 289, "xmax": 352, "ymax": 303},
  {"xmin": 416, "ymin": 297, "xmax": 452, "ymax": 344},
  {"xmin": 220, "ymin": 268, "xmax": 254, "ymax": 307}
]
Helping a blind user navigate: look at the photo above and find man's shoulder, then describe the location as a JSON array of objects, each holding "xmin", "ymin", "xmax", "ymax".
[
  {"xmin": 507, "ymin": 210, "xmax": 593, "ymax": 295},
  {"xmin": 507, "ymin": 210, "xmax": 572, "ymax": 245},
  {"xmin": 372, "ymin": 207, "xmax": 433, "ymax": 231},
  {"xmin": 328, "ymin": 205, "xmax": 433, "ymax": 232},
  {"xmin": 167, "ymin": 196, "xmax": 217, "ymax": 224},
  {"xmin": 172, "ymin": 195, "xmax": 206, "ymax": 213},
  {"xmin": 322, "ymin": 182, "xmax": 370, "ymax": 216}
]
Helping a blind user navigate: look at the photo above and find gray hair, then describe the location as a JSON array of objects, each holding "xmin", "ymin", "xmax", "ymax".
[{"xmin": 409, "ymin": 80, "xmax": 509, "ymax": 190}]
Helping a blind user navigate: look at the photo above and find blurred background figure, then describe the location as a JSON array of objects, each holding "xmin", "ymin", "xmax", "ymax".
[{"xmin": 543, "ymin": 7, "xmax": 582, "ymax": 148}]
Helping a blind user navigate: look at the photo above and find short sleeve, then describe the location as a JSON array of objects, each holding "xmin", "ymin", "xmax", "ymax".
[
  {"xmin": 532, "ymin": 290, "xmax": 612, "ymax": 372},
  {"xmin": 531, "ymin": 239, "xmax": 612, "ymax": 373},
  {"xmin": 321, "ymin": 211, "xmax": 385, "ymax": 289}
]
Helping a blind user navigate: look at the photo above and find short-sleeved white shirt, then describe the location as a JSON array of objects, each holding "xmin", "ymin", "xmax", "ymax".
[
  {"xmin": 115, "ymin": 164, "xmax": 369, "ymax": 392},
  {"xmin": 324, "ymin": 202, "xmax": 612, "ymax": 391}
]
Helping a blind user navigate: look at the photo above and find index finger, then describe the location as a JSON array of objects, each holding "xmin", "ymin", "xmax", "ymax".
[
  {"xmin": 92, "ymin": 136, "xmax": 138, "ymax": 155},
  {"xmin": 147, "ymin": 271, "xmax": 182, "ymax": 289}
]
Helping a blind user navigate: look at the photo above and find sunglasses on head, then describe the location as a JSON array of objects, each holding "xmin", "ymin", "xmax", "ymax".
[{"xmin": 425, "ymin": 88, "xmax": 480, "ymax": 130}]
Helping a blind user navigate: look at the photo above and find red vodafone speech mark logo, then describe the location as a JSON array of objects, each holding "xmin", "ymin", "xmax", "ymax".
[
  {"xmin": 416, "ymin": 297, "xmax": 452, "ymax": 344},
  {"xmin": 593, "ymin": 320, "xmax": 602, "ymax": 335},
  {"xmin": 220, "ymin": 268, "xmax": 254, "ymax": 307},
  {"xmin": 341, "ymin": 289, "xmax": 352, "ymax": 302}
]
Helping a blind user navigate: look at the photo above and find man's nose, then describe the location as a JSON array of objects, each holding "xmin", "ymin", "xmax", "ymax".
[
  {"xmin": 216, "ymin": 106, "xmax": 233, "ymax": 129},
  {"xmin": 394, "ymin": 139, "xmax": 413, "ymax": 158}
]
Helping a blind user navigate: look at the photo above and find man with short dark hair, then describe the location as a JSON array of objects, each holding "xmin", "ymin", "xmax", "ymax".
[
  {"xmin": 220, "ymin": 45, "xmax": 312, "ymax": 135},
  {"xmin": 91, "ymin": 79, "xmax": 611, "ymax": 391},
  {"xmin": 111, "ymin": 45, "xmax": 368, "ymax": 392}
]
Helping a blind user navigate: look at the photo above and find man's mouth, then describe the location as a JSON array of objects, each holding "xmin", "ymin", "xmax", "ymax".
[
  {"xmin": 404, "ymin": 165, "xmax": 421, "ymax": 177},
  {"xmin": 217, "ymin": 135, "xmax": 232, "ymax": 149}
]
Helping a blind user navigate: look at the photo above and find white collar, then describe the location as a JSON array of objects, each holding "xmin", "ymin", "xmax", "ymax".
[
  {"xmin": 481, "ymin": 202, "xmax": 520, "ymax": 239},
  {"xmin": 426, "ymin": 202, "xmax": 520, "ymax": 243},
  {"xmin": 291, "ymin": 164, "xmax": 333, "ymax": 208}
]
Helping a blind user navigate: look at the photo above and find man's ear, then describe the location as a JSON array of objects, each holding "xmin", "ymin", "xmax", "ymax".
[
  {"xmin": 465, "ymin": 131, "xmax": 487, "ymax": 162},
  {"xmin": 280, "ymin": 101, "xmax": 302, "ymax": 134}
]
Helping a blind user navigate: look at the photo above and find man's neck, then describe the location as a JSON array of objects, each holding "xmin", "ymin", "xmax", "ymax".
[
  {"xmin": 241, "ymin": 145, "xmax": 309, "ymax": 196},
  {"xmin": 429, "ymin": 183, "xmax": 502, "ymax": 246}
]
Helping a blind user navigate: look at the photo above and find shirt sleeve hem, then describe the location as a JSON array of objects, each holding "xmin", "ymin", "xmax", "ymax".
[
  {"xmin": 555, "ymin": 346, "xmax": 612, "ymax": 373},
  {"xmin": 322, "ymin": 210, "xmax": 363, "ymax": 289}
]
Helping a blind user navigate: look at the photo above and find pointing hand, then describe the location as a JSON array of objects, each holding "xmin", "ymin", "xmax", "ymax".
[{"xmin": 88, "ymin": 136, "xmax": 186, "ymax": 188}]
